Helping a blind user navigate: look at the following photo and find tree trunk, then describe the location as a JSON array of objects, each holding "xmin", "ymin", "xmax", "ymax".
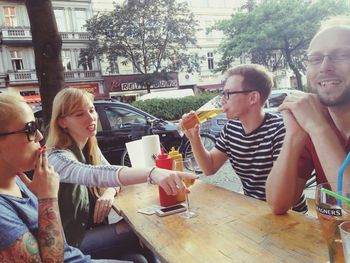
[
  {"xmin": 26, "ymin": 0, "xmax": 64, "ymax": 126},
  {"xmin": 283, "ymin": 40, "xmax": 303, "ymax": 90}
]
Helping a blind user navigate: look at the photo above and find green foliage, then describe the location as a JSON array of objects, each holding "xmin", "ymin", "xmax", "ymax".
[
  {"xmin": 83, "ymin": 0, "xmax": 203, "ymax": 92},
  {"xmin": 213, "ymin": 0, "xmax": 350, "ymax": 89},
  {"xmin": 131, "ymin": 93, "xmax": 218, "ymax": 120}
]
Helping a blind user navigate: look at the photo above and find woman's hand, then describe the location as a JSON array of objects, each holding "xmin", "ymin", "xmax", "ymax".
[
  {"xmin": 150, "ymin": 168, "xmax": 199, "ymax": 195},
  {"xmin": 93, "ymin": 188, "xmax": 116, "ymax": 224},
  {"xmin": 17, "ymin": 146, "xmax": 60, "ymax": 199}
]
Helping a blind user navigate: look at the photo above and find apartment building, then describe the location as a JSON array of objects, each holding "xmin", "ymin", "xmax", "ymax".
[{"xmin": 0, "ymin": 0, "xmax": 105, "ymax": 109}]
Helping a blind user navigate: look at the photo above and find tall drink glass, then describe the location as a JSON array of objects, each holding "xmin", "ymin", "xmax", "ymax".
[
  {"xmin": 173, "ymin": 158, "xmax": 197, "ymax": 218},
  {"xmin": 316, "ymin": 182, "xmax": 350, "ymax": 263}
]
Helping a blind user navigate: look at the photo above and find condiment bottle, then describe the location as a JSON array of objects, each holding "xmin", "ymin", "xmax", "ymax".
[
  {"xmin": 155, "ymin": 149, "xmax": 179, "ymax": 207},
  {"xmin": 169, "ymin": 147, "xmax": 185, "ymax": 202}
]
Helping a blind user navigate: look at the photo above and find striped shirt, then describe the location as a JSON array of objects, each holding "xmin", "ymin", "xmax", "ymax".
[
  {"xmin": 48, "ymin": 148, "xmax": 123, "ymax": 188},
  {"xmin": 216, "ymin": 112, "xmax": 307, "ymax": 213}
]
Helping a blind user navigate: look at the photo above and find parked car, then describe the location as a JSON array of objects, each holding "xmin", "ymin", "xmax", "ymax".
[
  {"xmin": 34, "ymin": 100, "xmax": 183, "ymax": 165},
  {"xmin": 34, "ymin": 99, "xmax": 216, "ymax": 168},
  {"xmin": 200, "ymin": 89, "xmax": 297, "ymax": 137}
]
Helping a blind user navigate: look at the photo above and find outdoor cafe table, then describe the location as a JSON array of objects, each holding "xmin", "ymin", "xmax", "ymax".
[{"xmin": 112, "ymin": 180, "xmax": 328, "ymax": 263}]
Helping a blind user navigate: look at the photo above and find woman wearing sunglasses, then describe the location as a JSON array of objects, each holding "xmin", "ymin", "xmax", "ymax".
[
  {"xmin": 0, "ymin": 92, "xmax": 123, "ymax": 262},
  {"xmin": 45, "ymin": 88, "xmax": 197, "ymax": 262}
]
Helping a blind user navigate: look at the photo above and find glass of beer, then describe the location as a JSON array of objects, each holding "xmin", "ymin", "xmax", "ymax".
[
  {"xmin": 316, "ymin": 182, "xmax": 350, "ymax": 263},
  {"xmin": 173, "ymin": 158, "xmax": 197, "ymax": 218},
  {"xmin": 181, "ymin": 109, "xmax": 224, "ymax": 131}
]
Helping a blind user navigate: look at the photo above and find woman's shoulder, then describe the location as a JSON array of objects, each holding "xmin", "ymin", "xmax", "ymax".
[{"xmin": 47, "ymin": 148, "xmax": 78, "ymax": 161}]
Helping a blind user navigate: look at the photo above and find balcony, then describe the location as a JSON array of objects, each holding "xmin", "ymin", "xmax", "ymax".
[
  {"xmin": 59, "ymin": 32, "xmax": 91, "ymax": 42},
  {"xmin": 64, "ymin": 70, "xmax": 102, "ymax": 82},
  {"xmin": 0, "ymin": 27, "xmax": 32, "ymax": 45},
  {"xmin": 7, "ymin": 69, "xmax": 102, "ymax": 85}
]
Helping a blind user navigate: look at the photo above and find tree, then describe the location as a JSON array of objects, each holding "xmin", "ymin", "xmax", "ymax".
[
  {"xmin": 83, "ymin": 0, "xmax": 201, "ymax": 93},
  {"xmin": 25, "ymin": 0, "xmax": 64, "ymax": 125},
  {"xmin": 214, "ymin": 0, "xmax": 350, "ymax": 90}
]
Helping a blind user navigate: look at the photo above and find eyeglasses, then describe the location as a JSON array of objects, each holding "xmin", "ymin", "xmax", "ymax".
[
  {"xmin": 221, "ymin": 89, "xmax": 256, "ymax": 100},
  {"xmin": 0, "ymin": 121, "xmax": 39, "ymax": 142},
  {"xmin": 307, "ymin": 51, "xmax": 350, "ymax": 66}
]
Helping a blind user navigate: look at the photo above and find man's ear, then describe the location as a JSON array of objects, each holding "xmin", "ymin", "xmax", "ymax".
[
  {"xmin": 57, "ymin": 118, "xmax": 67, "ymax": 129},
  {"xmin": 249, "ymin": 91, "xmax": 260, "ymax": 105}
]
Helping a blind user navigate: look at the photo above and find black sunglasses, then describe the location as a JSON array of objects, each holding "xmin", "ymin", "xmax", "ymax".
[
  {"xmin": 0, "ymin": 121, "xmax": 39, "ymax": 142},
  {"xmin": 221, "ymin": 90, "xmax": 256, "ymax": 100}
]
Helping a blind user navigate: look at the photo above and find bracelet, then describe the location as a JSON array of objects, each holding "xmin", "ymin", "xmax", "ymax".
[{"xmin": 147, "ymin": 167, "xmax": 157, "ymax": 185}]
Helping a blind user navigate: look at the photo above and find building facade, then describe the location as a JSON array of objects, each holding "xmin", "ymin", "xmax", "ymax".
[{"xmin": 0, "ymin": 0, "xmax": 104, "ymax": 109}]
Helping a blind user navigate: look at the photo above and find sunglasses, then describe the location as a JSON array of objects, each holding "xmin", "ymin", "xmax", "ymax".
[
  {"xmin": 221, "ymin": 89, "xmax": 256, "ymax": 100},
  {"xmin": 0, "ymin": 121, "xmax": 39, "ymax": 142}
]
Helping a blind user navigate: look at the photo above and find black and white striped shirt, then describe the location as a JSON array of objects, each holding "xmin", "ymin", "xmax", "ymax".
[{"xmin": 216, "ymin": 112, "xmax": 307, "ymax": 213}]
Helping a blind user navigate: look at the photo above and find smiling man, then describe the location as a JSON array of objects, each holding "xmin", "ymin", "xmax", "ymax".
[
  {"xmin": 180, "ymin": 64, "xmax": 307, "ymax": 213},
  {"xmin": 266, "ymin": 16, "xmax": 350, "ymax": 215}
]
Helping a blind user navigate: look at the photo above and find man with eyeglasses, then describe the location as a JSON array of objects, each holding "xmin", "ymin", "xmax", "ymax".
[
  {"xmin": 180, "ymin": 64, "xmax": 307, "ymax": 213},
  {"xmin": 266, "ymin": 16, "xmax": 350, "ymax": 214}
]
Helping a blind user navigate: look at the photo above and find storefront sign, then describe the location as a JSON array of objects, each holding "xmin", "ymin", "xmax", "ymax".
[
  {"xmin": 104, "ymin": 73, "xmax": 178, "ymax": 93},
  {"xmin": 65, "ymin": 82, "xmax": 99, "ymax": 95}
]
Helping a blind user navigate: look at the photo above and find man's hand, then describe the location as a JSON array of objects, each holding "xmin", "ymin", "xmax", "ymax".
[
  {"xmin": 179, "ymin": 111, "xmax": 201, "ymax": 141},
  {"xmin": 17, "ymin": 146, "xmax": 60, "ymax": 199},
  {"xmin": 279, "ymin": 92, "xmax": 328, "ymax": 135}
]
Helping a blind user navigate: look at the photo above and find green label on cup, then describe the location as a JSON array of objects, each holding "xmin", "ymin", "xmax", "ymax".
[{"xmin": 316, "ymin": 205, "xmax": 342, "ymax": 216}]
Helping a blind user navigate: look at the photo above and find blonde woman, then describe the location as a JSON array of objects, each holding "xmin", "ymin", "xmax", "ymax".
[{"xmin": 46, "ymin": 88, "xmax": 196, "ymax": 262}]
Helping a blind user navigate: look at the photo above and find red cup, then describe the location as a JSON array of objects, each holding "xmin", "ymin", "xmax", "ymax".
[{"xmin": 155, "ymin": 152, "xmax": 179, "ymax": 207}]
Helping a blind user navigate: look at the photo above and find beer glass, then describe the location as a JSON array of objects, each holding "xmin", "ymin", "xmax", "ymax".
[
  {"xmin": 316, "ymin": 182, "xmax": 350, "ymax": 263},
  {"xmin": 173, "ymin": 158, "xmax": 197, "ymax": 218}
]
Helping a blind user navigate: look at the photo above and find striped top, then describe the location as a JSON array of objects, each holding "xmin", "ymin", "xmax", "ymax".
[
  {"xmin": 216, "ymin": 112, "xmax": 307, "ymax": 213},
  {"xmin": 48, "ymin": 148, "xmax": 122, "ymax": 188}
]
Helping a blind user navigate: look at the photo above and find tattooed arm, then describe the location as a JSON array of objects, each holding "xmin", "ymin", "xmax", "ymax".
[
  {"xmin": 37, "ymin": 198, "xmax": 64, "ymax": 262},
  {"xmin": 0, "ymin": 147, "xmax": 64, "ymax": 262}
]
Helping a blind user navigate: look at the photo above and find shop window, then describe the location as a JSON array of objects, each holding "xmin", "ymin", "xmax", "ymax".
[
  {"xmin": 4, "ymin": 6, "xmax": 16, "ymax": 27},
  {"xmin": 10, "ymin": 51, "xmax": 24, "ymax": 71},
  {"xmin": 207, "ymin": 52, "xmax": 214, "ymax": 70}
]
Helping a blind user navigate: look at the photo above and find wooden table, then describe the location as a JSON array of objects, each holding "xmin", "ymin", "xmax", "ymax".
[{"xmin": 113, "ymin": 181, "xmax": 328, "ymax": 263}]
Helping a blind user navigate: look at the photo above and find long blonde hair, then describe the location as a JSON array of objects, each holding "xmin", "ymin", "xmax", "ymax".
[
  {"xmin": 46, "ymin": 88, "xmax": 102, "ymax": 165},
  {"xmin": 0, "ymin": 92, "xmax": 27, "ymax": 134}
]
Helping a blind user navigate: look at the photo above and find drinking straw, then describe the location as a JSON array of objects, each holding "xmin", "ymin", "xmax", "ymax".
[
  {"xmin": 337, "ymin": 152, "xmax": 350, "ymax": 206},
  {"xmin": 321, "ymin": 188, "xmax": 350, "ymax": 206}
]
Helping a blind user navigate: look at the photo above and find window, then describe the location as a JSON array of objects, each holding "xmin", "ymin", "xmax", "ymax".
[
  {"xmin": 61, "ymin": 50, "xmax": 72, "ymax": 71},
  {"xmin": 105, "ymin": 107, "xmax": 147, "ymax": 130},
  {"xmin": 10, "ymin": 51, "xmax": 24, "ymax": 71},
  {"xmin": 4, "ymin": 6, "xmax": 16, "ymax": 27},
  {"xmin": 207, "ymin": 52, "xmax": 214, "ymax": 70},
  {"xmin": 75, "ymin": 9, "xmax": 87, "ymax": 32},
  {"xmin": 54, "ymin": 8, "xmax": 67, "ymax": 32}
]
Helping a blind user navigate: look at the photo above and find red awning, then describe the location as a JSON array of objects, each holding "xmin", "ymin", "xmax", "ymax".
[{"xmin": 24, "ymin": 95, "xmax": 41, "ymax": 103}]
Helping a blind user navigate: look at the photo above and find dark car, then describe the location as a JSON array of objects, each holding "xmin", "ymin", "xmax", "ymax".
[{"xmin": 34, "ymin": 100, "xmax": 183, "ymax": 165}]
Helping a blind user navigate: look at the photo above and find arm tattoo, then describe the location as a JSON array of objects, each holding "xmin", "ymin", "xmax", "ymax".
[
  {"xmin": 37, "ymin": 198, "xmax": 64, "ymax": 262},
  {"xmin": 0, "ymin": 199, "xmax": 64, "ymax": 262}
]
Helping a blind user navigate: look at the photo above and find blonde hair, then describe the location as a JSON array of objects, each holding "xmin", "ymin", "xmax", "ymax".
[
  {"xmin": 226, "ymin": 64, "xmax": 273, "ymax": 103},
  {"xmin": 0, "ymin": 92, "xmax": 27, "ymax": 134},
  {"xmin": 319, "ymin": 15, "xmax": 350, "ymax": 31},
  {"xmin": 46, "ymin": 88, "xmax": 102, "ymax": 165}
]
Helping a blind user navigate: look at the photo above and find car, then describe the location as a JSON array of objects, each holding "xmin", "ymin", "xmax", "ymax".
[
  {"xmin": 34, "ymin": 99, "xmax": 183, "ymax": 165},
  {"xmin": 200, "ymin": 89, "xmax": 297, "ymax": 137}
]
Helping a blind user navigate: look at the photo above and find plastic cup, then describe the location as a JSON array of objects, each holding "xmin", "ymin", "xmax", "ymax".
[
  {"xmin": 339, "ymin": 221, "xmax": 350, "ymax": 263},
  {"xmin": 316, "ymin": 182, "xmax": 350, "ymax": 263}
]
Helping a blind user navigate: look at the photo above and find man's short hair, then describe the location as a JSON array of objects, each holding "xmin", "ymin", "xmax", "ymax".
[
  {"xmin": 226, "ymin": 64, "xmax": 273, "ymax": 103},
  {"xmin": 319, "ymin": 15, "xmax": 350, "ymax": 31}
]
